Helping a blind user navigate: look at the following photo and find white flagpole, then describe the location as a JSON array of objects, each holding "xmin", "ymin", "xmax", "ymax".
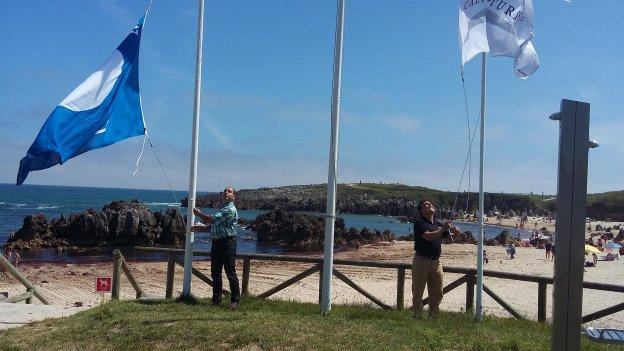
[
  {"xmin": 321, "ymin": 0, "xmax": 346, "ymax": 314},
  {"xmin": 476, "ymin": 52, "xmax": 486, "ymax": 320},
  {"xmin": 182, "ymin": 0, "xmax": 205, "ymax": 298}
]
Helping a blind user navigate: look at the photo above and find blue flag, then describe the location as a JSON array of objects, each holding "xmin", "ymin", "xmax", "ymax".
[{"xmin": 17, "ymin": 16, "xmax": 147, "ymax": 185}]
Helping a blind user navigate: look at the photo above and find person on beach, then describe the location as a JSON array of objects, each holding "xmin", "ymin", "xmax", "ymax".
[
  {"xmin": 7, "ymin": 250, "xmax": 19, "ymax": 267},
  {"xmin": 506, "ymin": 242, "xmax": 516, "ymax": 259},
  {"xmin": 14, "ymin": 251, "xmax": 20, "ymax": 267},
  {"xmin": 192, "ymin": 187, "xmax": 241, "ymax": 309},
  {"xmin": 411, "ymin": 199, "xmax": 461, "ymax": 319},
  {"xmin": 545, "ymin": 241, "xmax": 552, "ymax": 260},
  {"xmin": 483, "ymin": 249, "xmax": 489, "ymax": 264}
]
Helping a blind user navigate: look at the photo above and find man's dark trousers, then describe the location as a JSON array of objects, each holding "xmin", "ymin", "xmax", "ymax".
[{"xmin": 210, "ymin": 236, "xmax": 240, "ymax": 304}]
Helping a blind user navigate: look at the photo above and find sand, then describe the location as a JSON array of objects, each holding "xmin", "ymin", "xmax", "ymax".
[{"xmin": 1, "ymin": 240, "xmax": 622, "ymax": 329}]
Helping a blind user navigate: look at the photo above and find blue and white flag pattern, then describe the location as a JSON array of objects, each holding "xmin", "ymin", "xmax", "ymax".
[{"xmin": 17, "ymin": 16, "xmax": 147, "ymax": 185}]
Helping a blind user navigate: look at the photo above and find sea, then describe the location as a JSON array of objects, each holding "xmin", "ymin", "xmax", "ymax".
[{"xmin": 0, "ymin": 183, "xmax": 532, "ymax": 263}]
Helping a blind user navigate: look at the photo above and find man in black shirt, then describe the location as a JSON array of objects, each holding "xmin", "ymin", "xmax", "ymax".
[{"xmin": 412, "ymin": 199, "xmax": 461, "ymax": 319}]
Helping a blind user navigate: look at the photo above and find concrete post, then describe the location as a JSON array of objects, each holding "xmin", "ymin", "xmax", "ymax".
[{"xmin": 551, "ymin": 99, "xmax": 591, "ymax": 351}]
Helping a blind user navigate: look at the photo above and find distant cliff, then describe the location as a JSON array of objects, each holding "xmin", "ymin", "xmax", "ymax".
[
  {"xmin": 587, "ymin": 191, "xmax": 624, "ymax": 221},
  {"xmin": 182, "ymin": 183, "xmax": 552, "ymax": 217}
]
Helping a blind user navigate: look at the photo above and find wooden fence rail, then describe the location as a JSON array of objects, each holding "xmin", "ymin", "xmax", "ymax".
[
  {"xmin": 0, "ymin": 253, "xmax": 51, "ymax": 305},
  {"xmin": 127, "ymin": 246, "xmax": 623, "ymax": 323}
]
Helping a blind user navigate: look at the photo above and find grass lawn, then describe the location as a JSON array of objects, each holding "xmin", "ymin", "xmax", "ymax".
[{"xmin": 0, "ymin": 297, "xmax": 621, "ymax": 351}]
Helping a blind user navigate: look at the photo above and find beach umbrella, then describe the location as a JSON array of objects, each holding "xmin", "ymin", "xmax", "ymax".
[
  {"xmin": 605, "ymin": 242, "xmax": 622, "ymax": 250},
  {"xmin": 584, "ymin": 245, "xmax": 601, "ymax": 254}
]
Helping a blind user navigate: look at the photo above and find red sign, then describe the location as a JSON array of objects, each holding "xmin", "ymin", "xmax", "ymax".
[{"xmin": 96, "ymin": 277, "xmax": 112, "ymax": 293}]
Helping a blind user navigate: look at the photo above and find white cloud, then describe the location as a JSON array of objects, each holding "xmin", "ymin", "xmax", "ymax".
[
  {"xmin": 204, "ymin": 123, "xmax": 235, "ymax": 152},
  {"xmin": 97, "ymin": 0, "xmax": 136, "ymax": 30},
  {"xmin": 380, "ymin": 113, "xmax": 421, "ymax": 133},
  {"xmin": 274, "ymin": 105, "xmax": 326, "ymax": 121},
  {"xmin": 591, "ymin": 120, "xmax": 624, "ymax": 153},
  {"xmin": 204, "ymin": 91, "xmax": 269, "ymax": 109}
]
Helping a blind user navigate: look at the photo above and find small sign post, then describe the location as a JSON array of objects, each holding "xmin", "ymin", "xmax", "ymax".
[{"xmin": 96, "ymin": 277, "xmax": 112, "ymax": 293}]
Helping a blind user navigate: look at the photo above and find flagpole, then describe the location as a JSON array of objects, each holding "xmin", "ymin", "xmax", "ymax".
[
  {"xmin": 182, "ymin": 0, "xmax": 205, "ymax": 298},
  {"xmin": 476, "ymin": 52, "xmax": 487, "ymax": 320},
  {"xmin": 321, "ymin": 0, "xmax": 346, "ymax": 314}
]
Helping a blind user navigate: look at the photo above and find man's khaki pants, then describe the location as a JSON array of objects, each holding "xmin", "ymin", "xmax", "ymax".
[{"xmin": 412, "ymin": 254, "xmax": 444, "ymax": 318}]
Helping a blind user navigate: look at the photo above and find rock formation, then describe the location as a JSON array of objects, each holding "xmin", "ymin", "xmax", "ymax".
[
  {"xmin": 5, "ymin": 200, "xmax": 185, "ymax": 251},
  {"xmin": 247, "ymin": 209, "xmax": 395, "ymax": 251}
]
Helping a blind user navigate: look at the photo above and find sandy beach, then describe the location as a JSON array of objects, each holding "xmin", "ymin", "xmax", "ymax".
[
  {"xmin": 1, "ymin": 240, "xmax": 622, "ymax": 329},
  {"xmin": 465, "ymin": 216, "xmax": 623, "ymax": 239}
]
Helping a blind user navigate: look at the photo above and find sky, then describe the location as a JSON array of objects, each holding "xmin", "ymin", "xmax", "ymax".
[{"xmin": 0, "ymin": 1, "xmax": 622, "ymax": 194}]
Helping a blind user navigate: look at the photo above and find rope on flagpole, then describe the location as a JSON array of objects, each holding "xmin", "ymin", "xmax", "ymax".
[
  {"xmin": 131, "ymin": 130, "xmax": 180, "ymax": 208},
  {"xmin": 148, "ymin": 135, "xmax": 180, "ymax": 207},
  {"xmin": 452, "ymin": 66, "xmax": 480, "ymax": 214},
  {"xmin": 132, "ymin": 132, "xmax": 148, "ymax": 176}
]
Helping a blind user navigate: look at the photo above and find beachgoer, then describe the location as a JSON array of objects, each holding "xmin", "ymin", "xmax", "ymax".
[
  {"xmin": 592, "ymin": 253, "xmax": 598, "ymax": 266},
  {"xmin": 597, "ymin": 238, "xmax": 604, "ymax": 251},
  {"xmin": 506, "ymin": 242, "xmax": 516, "ymax": 259},
  {"xmin": 192, "ymin": 187, "xmax": 240, "ymax": 309},
  {"xmin": 7, "ymin": 250, "xmax": 19, "ymax": 267},
  {"xmin": 483, "ymin": 249, "xmax": 489, "ymax": 264},
  {"xmin": 6, "ymin": 250, "xmax": 13, "ymax": 265},
  {"xmin": 411, "ymin": 199, "xmax": 461, "ymax": 319},
  {"xmin": 545, "ymin": 241, "xmax": 552, "ymax": 260}
]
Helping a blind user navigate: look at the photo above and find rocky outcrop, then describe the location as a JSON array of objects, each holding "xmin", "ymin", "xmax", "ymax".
[
  {"xmin": 445, "ymin": 231, "xmax": 476, "ymax": 244},
  {"xmin": 181, "ymin": 184, "xmax": 554, "ymax": 217},
  {"xmin": 247, "ymin": 209, "xmax": 395, "ymax": 251},
  {"xmin": 483, "ymin": 229, "xmax": 523, "ymax": 247},
  {"xmin": 5, "ymin": 200, "xmax": 185, "ymax": 251}
]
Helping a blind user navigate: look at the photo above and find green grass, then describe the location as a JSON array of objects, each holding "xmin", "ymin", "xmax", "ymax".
[{"xmin": 0, "ymin": 298, "xmax": 620, "ymax": 351}]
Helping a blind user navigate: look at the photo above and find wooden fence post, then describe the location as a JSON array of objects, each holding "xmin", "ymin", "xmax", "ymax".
[
  {"xmin": 538, "ymin": 280, "xmax": 547, "ymax": 323},
  {"xmin": 120, "ymin": 257, "xmax": 143, "ymax": 299},
  {"xmin": 166, "ymin": 253, "xmax": 175, "ymax": 299},
  {"xmin": 465, "ymin": 272, "xmax": 475, "ymax": 312},
  {"xmin": 397, "ymin": 267, "xmax": 405, "ymax": 310},
  {"xmin": 112, "ymin": 250, "xmax": 122, "ymax": 300},
  {"xmin": 25, "ymin": 287, "xmax": 33, "ymax": 304},
  {"xmin": 0, "ymin": 253, "xmax": 51, "ymax": 305},
  {"xmin": 242, "ymin": 258, "xmax": 251, "ymax": 297}
]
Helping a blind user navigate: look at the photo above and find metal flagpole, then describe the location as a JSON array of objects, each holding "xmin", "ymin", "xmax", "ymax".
[
  {"xmin": 476, "ymin": 52, "xmax": 487, "ymax": 320},
  {"xmin": 182, "ymin": 0, "xmax": 206, "ymax": 298},
  {"xmin": 321, "ymin": 0, "xmax": 346, "ymax": 314}
]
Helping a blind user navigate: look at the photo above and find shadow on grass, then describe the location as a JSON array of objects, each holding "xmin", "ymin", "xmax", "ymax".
[
  {"xmin": 174, "ymin": 294, "xmax": 202, "ymax": 305},
  {"xmin": 140, "ymin": 316, "xmax": 243, "ymax": 325}
]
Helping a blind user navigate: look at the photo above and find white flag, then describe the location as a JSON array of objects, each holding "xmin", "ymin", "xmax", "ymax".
[{"xmin": 459, "ymin": 0, "xmax": 540, "ymax": 78}]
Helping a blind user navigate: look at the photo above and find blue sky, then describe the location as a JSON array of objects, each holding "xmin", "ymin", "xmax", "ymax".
[{"xmin": 0, "ymin": 1, "xmax": 622, "ymax": 194}]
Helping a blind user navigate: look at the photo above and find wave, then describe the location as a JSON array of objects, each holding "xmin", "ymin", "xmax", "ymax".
[
  {"xmin": 0, "ymin": 202, "xmax": 28, "ymax": 207},
  {"xmin": 35, "ymin": 205, "xmax": 60, "ymax": 210},
  {"xmin": 145, "ymin": 202, "xmax": 180, "ymax": 207}
]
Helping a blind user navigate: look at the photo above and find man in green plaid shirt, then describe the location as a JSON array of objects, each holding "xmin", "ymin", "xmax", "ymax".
[{"xmin": 192, "ymin": 187, "xmax": 240, "ymax": 309}]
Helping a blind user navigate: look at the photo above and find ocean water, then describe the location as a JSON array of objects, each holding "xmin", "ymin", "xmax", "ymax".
[{"xmin": 0, "ymin": 184, "xmax": 531, "ymax": 262}]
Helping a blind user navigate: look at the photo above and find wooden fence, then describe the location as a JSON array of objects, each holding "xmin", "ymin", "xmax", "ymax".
[
  {"xmin": 108, "ymin": 246, "xmax": 624, "ymax": 323},
  {"xmin": 0, "ymin": 254, "xmax": 51, "ymax": 305}
]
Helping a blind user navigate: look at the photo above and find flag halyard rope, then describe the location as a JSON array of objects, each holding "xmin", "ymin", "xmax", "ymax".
[{"xmin": 452, "ymin": 66, "xmax": 480, "ymax": 215}]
